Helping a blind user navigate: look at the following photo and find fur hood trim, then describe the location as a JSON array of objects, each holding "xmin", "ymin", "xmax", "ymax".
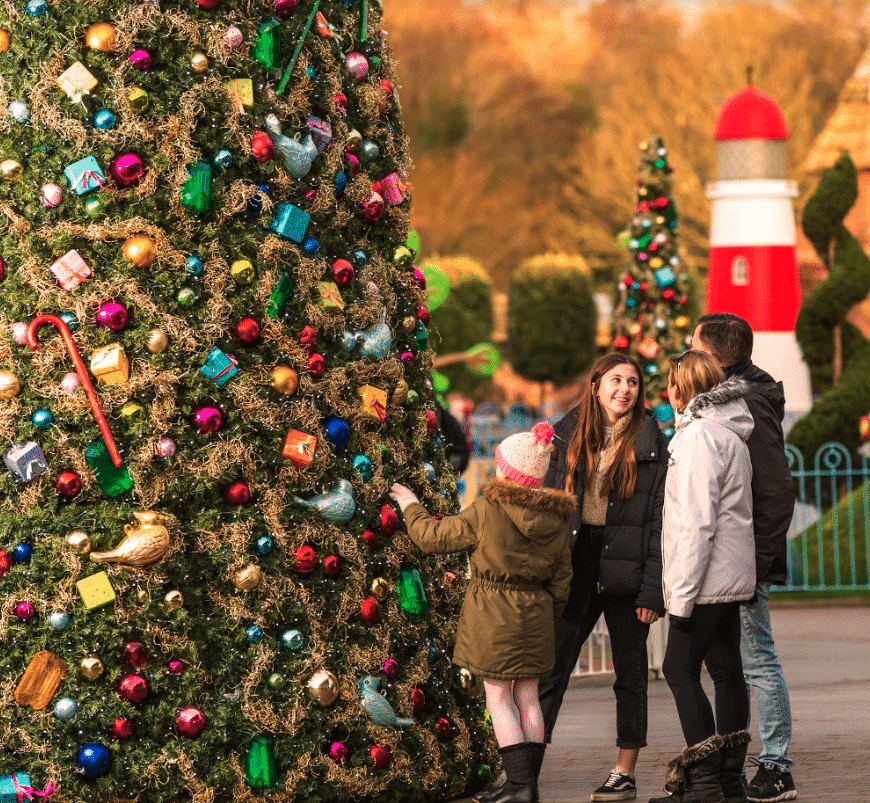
[
  {"xmin": 686, "ymin": 377, "xmax": 750, "ymax": 418},
  {"xmin": 484, "ymin": 478, "xmax": 577, "ymax": 517},
  {"xmin": 664, "ymin": 734, "xmax": 724, "ymax": 792}
]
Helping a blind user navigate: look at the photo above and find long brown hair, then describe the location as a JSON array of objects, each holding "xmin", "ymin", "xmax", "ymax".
[
  {"xmin": 565, "ymin": 354, "xmax": 646, "ymax": 498},
  {"xmin": 667, "ymin": 350, "xmax": 725, "ymax": 412}
]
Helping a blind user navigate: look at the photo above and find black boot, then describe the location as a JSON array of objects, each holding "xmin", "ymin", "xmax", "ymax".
[
  {"xmin": 472, "ymin": 779, "xmax": 506, "ymax": 803},
  {"xmin": 488, "ymin": 743, "xmax": 539, "ymax": 803},
  {"xmin": 529, "ymin": 743, "xmax": 547, "ymax": 781},
  {"xmin": 475, "ymin": 744, "xmax": 545, "ymax": 803},
  {"xmin": 719, "ymin": 731, "xmax": 751, "ymax": 803},
  {"xmin": 649, "ymin": 735, "xmax": 725, "ymax": 803}
]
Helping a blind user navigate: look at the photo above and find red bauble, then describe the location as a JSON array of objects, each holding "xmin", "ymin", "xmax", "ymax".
[
  {"xmin": 360, "ymin": 596, "xmax": 381, "ymax": 626},
  {"xmin": 110, "ymin": 717, "xmax": 135, "ymax": 739},
  {"xmin": 307, "ymin": 353, "xmax": 326, "ymax": 378},
  {"xmin": 417, "ymin": 305, "xmax": 430, "ymax": 326},
  {"xmin": 662, "ymin": 289, "xmax": 676, "ymax": 301},
  {"xmin": 360, "ymin": 191, "xmax": 385, "ymax": 223},
  {"xmin": 370, "ymin": 744, "xmax": 390, "ymax": 769},
  {"xmin": 177, "ymin": 707, "xmax": 206, "ymax": 738},
  {"xmin": 433, "ymin": 512, "xmax": 445, "ymax": 521},
  {"xmin": 274, "ymin": 0, "xmax": 298, "ymax": 18},
  {"xmin": 0, "ymin": 550, "xmax": 10, "ymax": 576},
  {"xmin": 425, "ymin": 410, "xmax": 438, "ymax": 436},
  {"xmin": 0, "ymin": 257, "xmax": 7, "ymax": 281},
  {"xmin": 434, "ymin": 717, "xmax": 453, "ymax": 740},
  {"xmin": 410, "ymin": 687, "xmax": 425, "ymax": 713},
  {"xmin": 323, "ymin": 554, "xmax": 340, "ymax": 577},
  {"xmin": 55, "ymin": 470, "xmax": 82, "ymax": 497},
  {"xmin": 334, "ymin": 92, "xmax": 348, "ymax": 113},
  {"xmin": 223, "ymin": 481, "xmax": 251, "ymax": 506},
  {"xmin": 294, "ymin": 545, "xmax": 317, "ymax": 573},
  {"xmin": 118, "ymin": 674, "xmax": 148, "ymax": 704},
  {"xmin": 122, "ymin": 641, "xmax": 150, "ymax": 668},
  {"xmin": 362, "ymin": 530, "xmax": 377, "ymax": 551},
  {"xmin": 379, "ymin": 79, "xmax": 394, "ymax": 99},
  {"xmin": 196, "ymin": 0, "xmax": 224, "ymax": 8},
  {"xmin": 235, "ymin": 317, "xmax": 261, "ymax": 344},
  {"xmin": 379, "ymin": 504, "xmax": 399, "ymax": 536},
  {"xmin": 444, "ymin": 571, "xmax": 459, "ymax": 589},
  {"xmin": 299, "ymin": 325, "xmax": 318, "ymax": 353},
  {"xmin": 251, "ymin": 130, "xmax": 275, "ymax": 163},
  {"xmin": 613, "ymin": 335, "xmax": 629, "ymax": 352},
  {"xmin": 332, "ymin": 259, "xmax": 354, "ymax": 288}
]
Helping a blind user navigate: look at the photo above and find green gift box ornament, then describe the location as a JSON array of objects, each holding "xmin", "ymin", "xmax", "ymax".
[
  {"xmin": 244, "ymin": 736, "xmax": 277, "ymax": 790},
  {"xmin": 397, "ymin": 568, "xmax": 429, "ymax": 616},
  {"xmin": 266, "ymin": 272, "xmax": 293, "ymax": 319},
  {"xmin": 181, "ymin": 161, "xmax": 213, "ymax": 213},
  {"xmin": 85, "ymin": 439, "xmax": 134, "ymax": 498},
  {"xmin": 253, "ymin": 19, "xmax": 281, "ymax": 70}
]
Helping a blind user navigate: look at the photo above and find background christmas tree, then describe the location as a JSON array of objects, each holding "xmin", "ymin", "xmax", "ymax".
[
  {"xmin": 611, "ymin": 135, "xmax": 695, "ymax": 434},
  {"xmin": 0, "ymin": 1, "xmax": 493, "ymax": 801}
]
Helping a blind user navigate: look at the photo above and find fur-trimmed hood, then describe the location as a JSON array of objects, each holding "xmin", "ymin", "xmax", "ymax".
[
  {"xmin": 484, "ymin": 478, "xmax": 576, "ymax": 544},
  {"xmin": 675, "ymin": 377, "xmax": 754, "ymax": 442}
]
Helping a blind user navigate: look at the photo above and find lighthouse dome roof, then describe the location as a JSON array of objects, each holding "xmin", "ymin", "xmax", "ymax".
[{"xmin": 714, "ymin": 85, "xmax": 789, "ymax": 140}]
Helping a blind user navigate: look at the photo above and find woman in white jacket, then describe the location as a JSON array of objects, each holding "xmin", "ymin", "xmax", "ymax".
[{"xmin": 650, "ymin": 351, "xmax": 756, "ymax": 803}]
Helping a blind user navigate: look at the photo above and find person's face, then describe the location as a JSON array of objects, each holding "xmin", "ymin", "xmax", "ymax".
[
  {"xmin": 667, "ymin": 375, "xmax": 683, "ymax": 413},
  {"xmin": 596, "ymin": 364, "xmax": 640, "ymax": 425},
  {"xmin": 691, "ymin": 325, "xmax": 721, "ymax": 364}
]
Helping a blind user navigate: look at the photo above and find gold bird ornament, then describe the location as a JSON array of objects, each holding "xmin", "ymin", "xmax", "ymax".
[{"xmin": 90, "ymin": 510, "xmax": 170, "ymax": 567}]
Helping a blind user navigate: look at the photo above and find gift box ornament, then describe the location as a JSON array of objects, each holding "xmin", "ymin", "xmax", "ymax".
[
  {"xmin": 637, "ymin": 337, "xmax": 661, "ymax": 360},
  {"xmin": 245, "ymin": 736, "xmax": 278, "ymax": 791},
  {"xmin": 50, "ymin": 249, "xmax": 92, "ymax": 290},
  {"xmin": 224, "ymin": 78, "xmax": 254, "ymax": 112},
  {"xmin": 90, "ymin": 343, "xmax": 129, "ymax": 384},
  {"xmin": 281, "ymin": 429, "xmax": 317, "ymax": 468},
  {"xmin": 397, "ymin": 568, "xmax": 429, "ymax": 615},
  {"xmin": 58, "ymin": 61, "xmax": 98, "ymax": 101},
  {"xmin": 357, "ymin": 385, "xmax": 388, "ymax": 422},
  {"xmin": 271, "ymin": 203, "xmax": 310, "ymax": 242},
  {"xmin": 253, "ymin": 18, "xmax": 281, "ymax": 69},
  {"xmin": 306, "ymin": 114, "xmax": 333, "ymax": 152},
  {"xmin": 317, "ymin": 281, "xmax": 345, "ymax": 312},
  {"xmin": 3, "ymin": 441, "xmax": 48, "ymax": 483},
  {"xmin": 373, "ymin": 172, "xmax": 408, "ymax": 206},
  {"xmin": 1, "ymin": 773, "xmax": 31, "ymax": 801},
  {"xmin": 654, "ymin": 266, "xmax": 676, "ymax": 288},
  {"xmin": 200, "ymin": 347, "xmax": 239, "ymax": 387},
  {"xmin": 86, "ymin": 439, "xmax": 134, "ymax": 498},
  {"xmin": 64, "ymin": 155, "xmax": 105, "ymax": 195},
  {"xmin": 266, "ymin": 272, "xmax": 293, "ymax": 319},
  {"xmin": 181, "ymin": 161, "xmax": 213, "ymax": 213},
  {"xmin": 76, "ymin": 571, "xmax": 116, "ymax": 610}
]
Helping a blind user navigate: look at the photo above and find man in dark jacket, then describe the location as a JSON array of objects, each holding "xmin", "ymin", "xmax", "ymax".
[{"xmin": 692, "ymin": 313, "xmax": 798, "ymax": 803}]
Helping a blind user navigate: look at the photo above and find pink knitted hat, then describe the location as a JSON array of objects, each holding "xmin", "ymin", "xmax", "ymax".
[{"xmin": 494, "ymin": 422, "xmax": 555, "ymax": 488}]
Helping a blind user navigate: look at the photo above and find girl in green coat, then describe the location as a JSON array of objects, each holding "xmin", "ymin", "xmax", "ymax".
[{"xmin": 390, "ymin": 422, "xmax": 576, "ymax": 803}]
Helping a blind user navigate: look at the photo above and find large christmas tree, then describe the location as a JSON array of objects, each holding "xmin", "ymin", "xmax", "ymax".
[
  {"xmin": 0, "ymin": 1, "xmax": 492, "ymax": 801},
  {"xmin": 612, "ymin": 135, "xmax": 694, "ymax": 433}
]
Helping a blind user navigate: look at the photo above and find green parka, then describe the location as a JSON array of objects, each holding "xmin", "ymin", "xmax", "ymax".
[{"xmin": 403, "ymin": 479, "xmax": 576, "ymax": 681}]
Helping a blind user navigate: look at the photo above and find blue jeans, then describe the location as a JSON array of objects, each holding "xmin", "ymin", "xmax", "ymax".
[{"xmin": 740, "ymin": 581, "xmax": 793, "ymax": 769}]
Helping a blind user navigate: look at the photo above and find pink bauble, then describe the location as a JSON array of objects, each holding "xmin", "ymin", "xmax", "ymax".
[
  {"xmin": 118, "ymin": 674, "xmax": 148, "ymax": 704},
  {"xmin": 196, "ymin": 0, "xmax": 223, "ymax": 8},
  {"xmin": 383, "ymin": 658, "xmax": 399, "ymax": 680},
  {"xmin": 329, "ymin": 741, "xmax": 349, "ymax": 764},
  {"xmin": 39, "ymin": 182, "xmax": 63, "ymax": 208},
  {"xmin": 10, "ymin": 322, "xmax": 29, "ymax": 345},
  {"xmin": 192, "ymin": 406, "xmax": 223, "ymax": 434},
  {"xmin": 223, "ymin": 25, "xmax": 243, "ymax": 48},
  {"xmin": 346, "ymin": 153, "xmax": 360, "ymax": 178},
  {"xmin": 129, "ymin": 49, "xmax": 152, "ymax": 71},
  {"xmin": 167, "ymin": 659, "xmax": 185, "ymax": 675},
  {"xmin": 400, "ymin": 351, "xmax": 414, "ymax": 365},
  {"xmin": 109, "ymin": 153, "xmax": 145, "ymax": 187},
  {"xmin": 60, "ymin": 372, "xmax": 81, "ymax": 394},
  {"xmin": 370, "ymin": 744, "xmax": 390, "ymax": 769},
  {"xmin": 412, "ymin": 267, "xmax": 427, "ymax": 290},
  {"xmin": 157, "ymin": 437, "xmax": 177, "ymax": 458},
  {"xmin": 345, "ymin": 52, "xmax": 369, "ymax": 80},
  {"xmin": 360, "ymin": 191, "xmax": 385, "ymax": 223},
  {"xmin": 95, "ymin": 301, "xmax": 129, "ymax": 332},
  {"xmin": 177, "ymin": 707, "xmax": 206, "ymax": 738},
  {"xmin": 15, "ymin": 601, "xmax": 35, "ymax": 621}
]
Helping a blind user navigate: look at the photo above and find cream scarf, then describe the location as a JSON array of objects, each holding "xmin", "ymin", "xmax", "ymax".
[{"xmin": 582, "ymin": 412, "xmax": 633, "ymax": 525}]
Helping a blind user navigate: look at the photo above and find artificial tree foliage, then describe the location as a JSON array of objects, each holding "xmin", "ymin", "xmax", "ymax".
[{"xmin": 0, "ymin": 1, "xmax": 493, "ymax": 801}]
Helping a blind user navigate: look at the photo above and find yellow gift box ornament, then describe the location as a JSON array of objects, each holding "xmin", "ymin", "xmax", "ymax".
[
  {"xmin": 58, "ymin": 61, "xmax": 98, "ymax": 102},
  {"xmin": 76, "ymin": 571, "xmax": 116, "ymax": 610},
  {"xmin": 317, "ymin": 281, "xmax": 345, "ymax": 312},
  {"xmin": 90, "ymin": 343, "xmax": 129, "ymax": 385},
  {"xmin": 224, "ymin": 78, "xmax": 254, "ymax": 113},
  {"xmin": 357, "ymin": 385, "xmax": 388, "ymax": 422}
]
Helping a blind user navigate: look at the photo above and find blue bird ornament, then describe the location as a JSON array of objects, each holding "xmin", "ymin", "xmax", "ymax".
[
  {"xmin": 358, "ymin": 675, "xmax": 414, "ymax": 728},
  {"xmin": 293, "ymin": 478, "xmax": 356, "ymax": 523}
]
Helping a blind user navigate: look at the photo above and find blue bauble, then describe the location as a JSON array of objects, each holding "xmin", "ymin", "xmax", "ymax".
[
  {"xmin": 306, "ymin": 66, "xmax": 317, "ymax": 80},
  {"xmin": 352, "ymin": 454, "xmax": 373, "ymax": 480},
  {"xmin": 423, "ymin": 462, "xmax": 436, "ymax": 482},
  {"xmin": 48, "ymin": 611, "xmax": 70, "ymax": 631},
  {"xmin": 25, "ymin": 0, "xmax": 48, "ymax": 16},
  {"xmin": 185, "ymin": 255, "xmax": 204, "ymax": 277},
  {"xmin": 8, "ymin": 101, "xmax": 30, "ymax": 124},
  {"xmin": 248, "ymin": 184, "xmax": 269, "ymax": 212},
  {"xmin": 351, "ymin": 250, "xmax": 367, "ymax": 266},
  {"xmin": 213, "ymin": 149, "xmax": 233, "ymax": 169},
  {"xmin": 255, "ymin": 535, "xmax": 273, "ymax": 555},
  {"xmin": 644, "ymin": 363, "xmax": 658, "ymax": 375},
  {"xmin": 59, "ymin": 310, "xmax": 78, "ymax": 331},
  {"xmin": 280, "ymin": 628, "xmax": 304, "ymax": 651},
  {"xmin": 625, "ymin": 298, "xmax": 638, "ymax": 309},
  {"xmin": 12, "ymin": 543, "xmax": 33, "ymax": 564},
  {"xmin": 360, "ymin": 140, "xmax": 380, "ymax": 161},
  {"xmin": 77, "ymin": 743, "xmax": 112, "ymax": 778},
  {"xmin": 301, "ymin": 236, "xmax": 319, "ymax": 255},
  {"xmin": 428, "ymin": 646, "xmax": 440, "ymax": 665},
  {"xmin": 93, "ymin": 108, "xmax": 116, "ymax": 130},
  {"xmin": 32, "ymin": 409, "xmax": 53, "ymax": 429},
  {"xmin": 334, "ymin": 171, "xmax": 347, "ymax": 196},
  {"xmin": 246, "ymin": 625, "xmax": 264, "ymax": 644},
  {"xmin": 54, "ymin": 697, "xmax": 78, "ymax": 721},
  {"xmin": 324, "ymin": 416, "xmax": 350, "ymax": 450}
]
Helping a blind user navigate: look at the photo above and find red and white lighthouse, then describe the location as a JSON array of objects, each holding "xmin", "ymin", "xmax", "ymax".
[{"xmin": 707, "ymin": 84, "xmax": 812, "ymax": 412}]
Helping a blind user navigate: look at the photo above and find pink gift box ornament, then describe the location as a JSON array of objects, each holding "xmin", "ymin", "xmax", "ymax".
[
  {"xmin": 372, "ymin": 172, "xmax": 408, "ymax": 207},
  {"xmin": 50, "ymin": 250, "xmax": 92, "ymax": 290}
]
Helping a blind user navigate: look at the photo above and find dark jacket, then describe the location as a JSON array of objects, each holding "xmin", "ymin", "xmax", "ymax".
[
  {"xmin": 727, "ymin": 361, "xmax": 796, "ymax": 585},
  {"xmin": 403, "ymin": 479, "xmax": 576, "ymax": 680},
  {"xmin": 544, "ymin": 409, "xmax": 668, "ymax": 615}
]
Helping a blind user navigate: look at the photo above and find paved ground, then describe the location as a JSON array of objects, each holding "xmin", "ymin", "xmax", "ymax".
[{"xmin": 454, "ymin": 603, "xmax": 870, "ymax": 803}]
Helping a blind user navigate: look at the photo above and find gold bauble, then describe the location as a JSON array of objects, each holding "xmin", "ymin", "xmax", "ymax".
[
  {"xmin": 402, "ymin": 316, "xmax": 416, "ymax": 333},
  {"xmin": 127, "ymin": 86, "xmax": 149, "ymax": 112},
  {"xmin": 66, "ymin": 529, "xmax": 92, "ymax": 555},
  {"xmin": 122, "ymin": 234, "xmax": 157, "ymax": 268},
  {"xmin": 392, "ymin": 246, "xmax": 413, "ymax": 267},
  {"xmin": 306, "ymin": 669, "xmax": 339, "ymax": 706},
  {"xmin": 458, "ymin": 668, "xmax": 484, "ymax": 697},
  {"xmin": 0, "ymin": 370, "xmax": 21, "ymax": 398},
  {"xmin": 391, "ymin": 379, "xmax": 409, "ymax": 405},
  {"xmin": 271, "ymin": 366, "xmax": 299, "ymax": 396},
  {"xmin": 233, "ymin": 564, "xmax": 263, "ymax": 591},
  {"xmin": 85, "ymin": 22, "xmax": 117, "ymax": 52},
  {"xmin": 190, "ymin": 52, "xmax": 209, "ymax": 72},
  {"xmin": 164, "ymin": 589, "xmax": 184, "ymax": 608},
  {"xmin": 0, "ymin": 159, "xmax": 23, "ymax": 181},
  {"xmin": 230, "ymin": 259, "xmax": 256, "ymax": 285},
  {"xmin": 371, "ymin": 577, "xmax": 390, "ymax": 601},
  {"xmin": 135, "ymin": 587, "xmax": 149, "ymax": 604},
  {"xmin": 80, "ymin": 656, "xmax": 104, "ymax": 679},
  {"xmin": 146, "ymin": 329, "xmax": 169, "ymax": 354},
  {"xmin": 0, "ymin": 29, "xmax": 10, "ymax": 53},
  {"xmin": 346, "ymin": 129, "xmax": 362, "ymax": 151},
  {"xmin": 675, "ymin": 316, "xmax": 689, "ymax": 328}
]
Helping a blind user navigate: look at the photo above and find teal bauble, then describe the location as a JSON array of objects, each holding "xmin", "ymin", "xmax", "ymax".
[
  {"xmin": 48, "ymin": 611, "xmax": 70, "ymax": 630},
  {"xmin": 280, "ymin": 629, "xmax": 304, "ymax": 652},
  {"xmin": 353, "ymin": 454, "xmax": 373, "ymax": 480},
  {"xmin": 93, "ymin": 108, "xmax": 116, "ymax": 130},
  {"xmin": 185, "ymin": 255, "xmax": 203, "ymax": 277},
  {"xmin": 32, "ymin": 408, "xmax": 53, "ymax": 429},
  {"xmin": 214, "ymin": 149, "xmax": 233, "ymax": 169},
  {"xmin": 54, "ymin": 697, "xmax": 78, "ymax": 721},
  {"xmin": 58, "ymin": 311, "xmax": 78, "ymax": 331},
  {"xmin": 246, "ymin": 625, "xmax": 264, "ymax": 644},
  {"xmin": 256, "ymin": 535, "xmax": 274, "ymax": 555}
]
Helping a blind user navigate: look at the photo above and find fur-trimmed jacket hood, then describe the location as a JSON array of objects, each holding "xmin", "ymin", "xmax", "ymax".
[
  {"xmin": 675, "ymin": 377, "xmax": 754, "ymax": 443},
  {"xmin": 484, "ymin": 478, "xmax": 577, "ymax": 544}
]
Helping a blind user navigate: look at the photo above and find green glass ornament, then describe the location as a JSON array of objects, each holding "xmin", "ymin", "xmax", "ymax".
[
  {"xmin": 397, "ymin": 568, "xmax": 428, "ymax": 616},
  {"xmin": 83, "ymin": 195, "xmax": 104, "ymax": 218},
  {"xmin": 253, "ymin": 19, "xmax": 281, "ymax": 70},
  {"xmin": 85, "ymin": 439, "xmax": 134, "ymax": 498},
  {"xmin": 266, "ymin": 273, "xmax": 293, "ymax": 319},
  {"xmin": 176, "ymin": 287, "xmax": 196, "ymax": 307},
  {"xmin": 180, "ymin": 161, "xmax": 213, "ymax": 213},
  {"xmin": 267, "ymin": 672, "xmax": 285, "ymax": 690},
  {"xmin": 244, "ymin": 736, "xmax": 278, "ymax": 790},
  {"xmin": 405, "ymin": 229, "xmax": 422, "ymax": 258},
  {"xmin": 414, "ymin": 320, "xmax": 428, "ymax": 351},
  {"xmin": 404, "ymin": 389, "xmax": 419, "ymax": 408}
]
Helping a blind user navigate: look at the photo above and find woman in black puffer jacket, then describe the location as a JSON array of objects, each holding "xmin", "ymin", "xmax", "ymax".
[{"xmin": 538, "ymin": 353, "xmax": 669, "ymax": 802}]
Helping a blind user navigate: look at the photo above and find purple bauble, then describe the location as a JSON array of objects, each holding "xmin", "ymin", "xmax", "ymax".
[
  {"xmin": 156, "ymin": 437, "xmax": 177, "ymax": 458},
  {"xmin": 60, "ymin": 372, "xmax": 81, "ymax": 394},
  {"xmin": 15, "ymin": 601, "xmax": 35, "ymax": 621},
  {"xmin": 192, "ymin": 406, "xmax": 223, "ymax": 434},
  {"xmin": 109, "ymin": 153, "xmax": 145, "ymax": 187},
  {"xmin": 345, "ymin": 52, "xmax": 369, "ymax": 80},
  {"xmin": 95, "ymin": 301, "xmax": 129, "ymax": 332},
  {"xmin": 129, "ymin": 49, "xmax": 152, "ymax": 71},
  {"xmin": 329, "ymin": 741, "xmax": 349, "ymax": 764}
]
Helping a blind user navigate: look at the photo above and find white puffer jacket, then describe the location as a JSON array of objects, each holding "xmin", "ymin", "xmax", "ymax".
[{"xmin": 662, "ymin": 377, "xmax": 757, "ymax": 618}]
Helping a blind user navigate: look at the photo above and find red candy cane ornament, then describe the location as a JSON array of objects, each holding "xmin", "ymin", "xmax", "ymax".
[{"xmin": 27, "ymin": 314, "xmax": 123, "ymax": 467}]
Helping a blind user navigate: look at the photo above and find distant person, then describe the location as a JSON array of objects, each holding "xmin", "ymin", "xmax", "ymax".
[
  {"xmin": 650, "ymin": 350, "xmax": 755, "ymax": 803},
  {"xmin": 692, "ymin": 313, "xmax": 798, "ymax": 802},
  {"xmin": 539, "ymin": 354, "xmax": 669, "ymax": 802},
  {"xmin": 390, "ymin": 422, "xmax": 575, "ymax": 803}
]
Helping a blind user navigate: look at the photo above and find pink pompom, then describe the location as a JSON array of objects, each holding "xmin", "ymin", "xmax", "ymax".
[{"xmin": 532, "ymin": 421, "xmax": 554, "ymax": 446}]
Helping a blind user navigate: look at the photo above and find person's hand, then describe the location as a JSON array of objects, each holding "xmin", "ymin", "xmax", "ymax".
[
  {"xmin": 389, "ymin": 483, "xmax": 420, "ymax": 512},
  {"xmin": 636, "ymin": 607, "xmax": 659, "ymax": 625},
  {"xmin": 668, "ymin": 613, "xmax": 692, "ymax": 632}
]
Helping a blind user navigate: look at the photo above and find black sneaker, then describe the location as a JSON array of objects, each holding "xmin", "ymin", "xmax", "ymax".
[
  {"xmin": 590, "ymin": 768, "xmax": 636, "ymax": 801},
  {"xmin": 746, "ymin": 761, "xmax": 797, "ymax": 802}
]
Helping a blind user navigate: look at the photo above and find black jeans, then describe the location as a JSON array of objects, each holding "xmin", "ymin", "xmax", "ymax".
[
  {"xmin": 662, "ymin": 601, "xmax": 749, "ymax": 747},
  {"xmin": 540, "ymin": 528, "xmax": 651, "ymax": 749}
]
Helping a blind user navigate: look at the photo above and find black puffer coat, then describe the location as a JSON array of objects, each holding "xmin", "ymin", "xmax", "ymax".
[{"xmin": 544, "ymin": 408, "xmax": 668, "ymax": 616}]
